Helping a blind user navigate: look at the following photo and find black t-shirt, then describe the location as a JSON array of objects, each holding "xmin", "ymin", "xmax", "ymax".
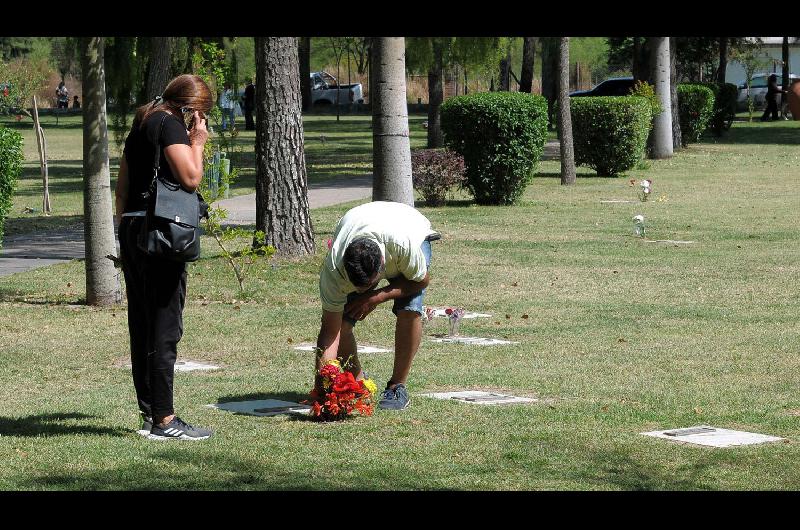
[
  {"xmin": 122, "ymin": 110, "xmax": 191, "ymax": 213},
  {"xmin": 244, "ymin": 84, "xmax": 255, "ymax": 105}
]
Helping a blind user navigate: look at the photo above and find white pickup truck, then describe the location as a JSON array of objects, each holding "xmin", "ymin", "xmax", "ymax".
[{"xmin": 310, "ymin": 71, "xmax": 364, "ymax": 106}]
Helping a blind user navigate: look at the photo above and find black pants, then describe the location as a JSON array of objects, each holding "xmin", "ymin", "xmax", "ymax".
[
  {"xmin": 119, "ymin": 216, "xmax": 187, "ymax": 420},
  {"xmin": 762, "ymin": 97, "xmax": 779, "ymax": 120},
  {"xmin": 244, "ymin": 104, "xmax": 255, "ymax": 130}
]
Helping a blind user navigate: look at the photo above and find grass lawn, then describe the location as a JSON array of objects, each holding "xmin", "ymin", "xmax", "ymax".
[{"xmin": 0, "ymin": 115, "xmax": 799, "ymax": 490}]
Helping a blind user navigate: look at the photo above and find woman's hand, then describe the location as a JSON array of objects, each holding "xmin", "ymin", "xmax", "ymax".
[{"xmin": 188, "ymin": 111, "xmax": 208, "ymax": 147}]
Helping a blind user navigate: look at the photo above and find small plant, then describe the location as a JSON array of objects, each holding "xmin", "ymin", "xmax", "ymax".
[
  {"xmin": 0, "ymin": 126, "xmax": 23, "ymax": 248},
  {"xmin": 411, "ymin": 148, "xmax": 466, "ymax": 206},
  {"xmin": 639, "ymin": 179, "xmax": 652, "ymax": 202}
]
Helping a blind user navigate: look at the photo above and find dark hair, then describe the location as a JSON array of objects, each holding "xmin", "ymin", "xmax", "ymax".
[
  {"xmin": 134, "ymin": 74, "xmax": 213, "ymax": 130},
  {"xmin": 343, "ymin": 238, "xmax": 382, "ymax": 287}
]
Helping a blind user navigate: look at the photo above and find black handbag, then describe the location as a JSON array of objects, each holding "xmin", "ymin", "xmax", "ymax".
[{"xmin": 137, "ymin": 114, "xmax": 206, "ymax": 262}]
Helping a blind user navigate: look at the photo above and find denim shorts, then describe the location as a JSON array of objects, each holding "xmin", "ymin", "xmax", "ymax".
[{"xmin": 344, "ymin": 239, "xmax": 432, "ymax": 326}]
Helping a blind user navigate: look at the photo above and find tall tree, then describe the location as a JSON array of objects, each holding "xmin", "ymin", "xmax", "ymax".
[
  {"xmin": 782, "ymin": 37, "xmax": 790, "ymax": 110},
  {"xmin": 648, "ymin": 37, "xmax": 673, "ymax": 159},
  {"xmin": 557, "ymin": 37, "xmax": 576, "ymax": 185},
  {"xmin": 298, "ymin": 37, "xmax": 311, "ymax": 112},
  {"xmin": 371, "ymin": 37, "xmax": 413, "ymax": 206},
  {"xmin": 498, "ymin": 49, "xmax": 511, "ymax": 91},
  {"xmin": 670, "ymin": 37, "xmax": 682, "ymax": 149},
  {"xmin": 540, "ymin": 37, "xmax": 559, "ymax": 128},
  {"xmin": 254, "ymin": 37, "xmax": 315, "ymax": 257},
  {"xmin": 145, "ymin": 37, "xmax": 172, "ymax": 101},
  {"xmin": 519, "ymin": 37, "xmax": 536, "ymax": 93},
  {"xmin": 716, "ymin": 37, "xmax": 728, "ymax": 83},
  {"xmin": 427, "ymin": 39, "xmax": 445, "ymax": 148},
  {"xmin": 80, "ymin": 37, "xmax": 121, "ymax": 306}
]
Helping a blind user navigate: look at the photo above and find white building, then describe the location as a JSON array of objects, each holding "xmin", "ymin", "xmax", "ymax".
[{"xmin": 727, "ymin": 37, "xmax": 800, "ymax": 86}]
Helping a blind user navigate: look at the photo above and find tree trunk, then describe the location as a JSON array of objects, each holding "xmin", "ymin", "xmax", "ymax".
[
  {"xmin": 670, "ymin": 37, "xmax": 682, "ymax": 149},
  {"xmin": 783, "ymin": 37, "xmax": 790, "ymax": 102},
  {"xmin": 633, "ymin": 37, "xmax": 641, "ymax": 78},
  {"xmin": 145, "ymin": 37, "xmax": 172, "ymax": 101},
  {"xmin": 649, "ymin": 37, "xmax": 673, "ymax": 159},
  {"xmin": 80, "ymin": 37, "xmax": 121, "ymax": 306},
  {"xmin": 557, "ymin": 38, "xmax": 576, "ymax": 185},
  {"xmin": 519, "ymin": 37, "xmax": 536, "ymax": 93},
  {"xmin": 717, "ymin": 37, "xmax": 728, "ymax": 83},
  {"xmin": 254, "ymin": 37, "xmax": 315, "ymax": 257},
  {"xmin": 185, "ymin": 36, "xmax": 196, "ymax": 73},
  {"xmin": 634, "ymin": 37, "xmax": 650, "ymax": 82},
  {"xmin": 427, "ymin": 40, "xmax": 444, "ymax": 148},
  {"xmin": 371, "ymin": 37, "xmax": 414, "ymax": 206},
  {"xmin": 540, "ymin": 38, "xmax": 558, "ymax": 128},
  {"xmin": 298, "ymin": 37, "xmax": 312, "ymax": 112}
]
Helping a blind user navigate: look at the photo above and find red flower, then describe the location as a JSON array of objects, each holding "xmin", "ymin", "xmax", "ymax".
[
  {"xmin": 312, "ymin": 402, "xmax": 322, "ymax": 416},
  {"xmin": 320, "ymin": 364, "xmax": 340, "ymax": 381},
  {"xmin": 445, "ymin": 308, "xmax": 453, "ymax": 315},
  {"xmin": 333, "ymin": 372, "xmax": 361, "ymax": 393}
]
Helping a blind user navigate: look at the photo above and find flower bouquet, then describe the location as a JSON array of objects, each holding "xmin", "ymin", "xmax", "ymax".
[
  {"xmin": 633, "ymin": 214, "xmax": 645, "ymax": 238},
  {"xmin": 445, "ymin": 307, "xmax": 466, "ymax": 336},
  {"xmin": 422, "ymin": 305, "xmax": 436, "ymax": 327},
  {"xmin": 639, "ymin": 179, "xmax": 653, "ymax": 202},
  {"xmin": 308, "ymin": 359, "xmax": 377, "ymax": 422}
]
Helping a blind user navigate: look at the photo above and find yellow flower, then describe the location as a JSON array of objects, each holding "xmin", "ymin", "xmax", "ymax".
[
  {"xmin": 363, "ymin": 378, "xmax": 378, "ymax": 396},
  {"xmin": 325, "ymin": 359, "xmax": 341, "ymax": 368}
]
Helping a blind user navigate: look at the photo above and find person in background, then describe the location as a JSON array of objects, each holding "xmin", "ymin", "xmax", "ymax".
[
  {"xmin": 219, "ymin": 82, "xmax": 236, "ymax": 131},
  {"xmin": 72, "ymin": 95, "xmax": 81, "ymax": 109},
  {"xmin": 56, "ymin": 81, "xmax": 69, "ymax": 109},
  {"xmin": 761, "ymin": 73, "xmax": 780, "ymax": 121},
  {"xmin": 244, "ymin": 78, "xmax": 255, "ymax": 131}
]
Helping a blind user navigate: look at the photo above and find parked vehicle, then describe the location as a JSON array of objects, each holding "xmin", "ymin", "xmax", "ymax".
[
  {"xmin": 569, "ymin": 77, "xmax": 636, "ymax": 97},
  {"xmin": 310, "ymin": 71, "xmax": 364, "ymax": 106},
  {"xmin": 737, "ymin": 73, "xmax": 800, "ymax": 111}
]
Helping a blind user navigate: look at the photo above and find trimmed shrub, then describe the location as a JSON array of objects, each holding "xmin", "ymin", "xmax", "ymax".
[
  {"xmin": 693, "ymin": 82, "xmax": 737, "ymax": 136},
  {"xmin": 411, "ymin": 148, "xmax": 466, "ymax": 207},
  {"xmin": 0, "ymin": 126, "xmax": 23, "ymax": 248},
  {"xmin": 570, "ymin": 96, "xmax": 652, "ymax": 177},
  {"xmin": 677, "ymin": 84, "xmax": 715, "ymax": 147},
  {"xmin": 629, "ymin": 80, "xmax": 662, "ymax": 122},
  {"xmin": 440, "ymin": 91, "xmax": 548, "ymax": 205}
]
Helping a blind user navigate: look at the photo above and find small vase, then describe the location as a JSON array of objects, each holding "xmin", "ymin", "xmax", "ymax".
[{"xmin": 448, "ymin": 318, "xmax": 460, "ymax": 337}]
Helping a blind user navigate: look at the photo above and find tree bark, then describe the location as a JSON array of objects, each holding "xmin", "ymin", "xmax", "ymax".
[
  {"xmin": 298, "ymin": 37, "xmax": 312, "ymax": 112},
  {"xmin": 519, "ymin": 37, "xmax": 536, "ymax": 93},
  {"xmin": 499, "ymin": 50, "xmax": 511, "ymax": 91},
  {"xmin": 717, "ymin": 37, "xmax": 728, "ymax": 83},
  {"xmin": 254, "ymin": 37, "xmax": 315, "ymax": 257},
  {"xmin": 557, "ymin": 38, "xmax": 576, "ymax": 185},
  {"xmin": 426, "ymin": 40, "xmax": 444, "ymax": 148},
  {"xmin": 371, "ymin": 37, "xmax": 414, "ymax": 206},
  {"xmin": 649, "ymin": 37, "xmax": 673, "ymax": 159},
  {"xmin": 783, "ymin": 37, "xmax": 790, "ymax": 101},
  {"xmin": 670, "ymin": 37, "xmax": 682, "ymax": 149},
  {"xmin": 145, "ymin": 37, "xmax": 172, "ymax": 102},
  {"xmin": 540, "ymin": 37, "xmax": 558, "ymax": 128},
  {"xmin": 80, "ymin": 37, "xmax": 121, "ymax": 306}
]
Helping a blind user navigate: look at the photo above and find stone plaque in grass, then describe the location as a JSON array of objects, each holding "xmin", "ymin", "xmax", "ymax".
[
  {"xmin": 208, "ymin": 399, "xmax": 310, "ymax": 417},
  {"xmin": 641, "ymin": 425, "xmax": 784, "ymax": 448},
  {"xmin": 429, "ymin": 336, "xmax": 518, "ymax": 346},
  {"xmin": 422, "ymin": 390, "xmax": 537, "ymax": 405},
  {"xmin": 293, "ymin": 344, "xmax": 391, "ymax": 354},
  {"xmin": 119, "ymin": 360, "xmax": 220, "ymax": 372}
]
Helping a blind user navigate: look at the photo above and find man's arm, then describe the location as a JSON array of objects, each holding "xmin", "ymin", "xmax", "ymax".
[
  {"xmin": 316, "ymin": 309, "xmax": 343, "ymax": 370},
  {"xmin": 345, "ymin": 272, "xmax": 430, "ymax": 321}
]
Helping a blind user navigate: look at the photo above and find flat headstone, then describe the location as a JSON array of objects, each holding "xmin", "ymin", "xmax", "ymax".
[
  {"xmin": 429, "ymin": 308, "xmax": 492, "ymax": 319},
  {"xmin": 600, "ymin": 199, "xmax": 638, "ymax": 204},
  {"xmin": 641, "ymin": 425, "xmax": 784, "ymax": 448},
  {"xmin": 645, "ymin": 239, "xmax": 695, "ymax": 244},
  {"xmin": 208, "ymin": 399, "xmax": 311, "ymax": 417},
  {"xmin": 119, "ymin": 360, "xmax": 220, "ymax": 372},
  {"xmin": 293, "ymin": 344, "xmax": 392, "ymax": 353},
  {"xmin": 430, "ymin": 336, "xmax": 518, "ymax": 346},
  {"xmin": 422, "ymin": 390, "xmax": 537, "ymax": 405}
]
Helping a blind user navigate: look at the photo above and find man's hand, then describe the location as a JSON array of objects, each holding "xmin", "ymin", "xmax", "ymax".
[{"xmin": 345, "ymin": 290, "xmax": 385, "ymax": 321}]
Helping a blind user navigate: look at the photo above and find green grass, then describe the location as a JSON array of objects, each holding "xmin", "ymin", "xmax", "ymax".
[{"xmin": 1, "ymin": 116, "xmax": 799, "ymax": 490}]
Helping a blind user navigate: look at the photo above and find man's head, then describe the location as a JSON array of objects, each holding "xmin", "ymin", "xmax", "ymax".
[
  {"xmin": 343, "ymin": 238, "xmax": 383, "ymax": 292},
  {"xmin": 770, "ymin": 74, "xmax": 778, "ymax": 82}
]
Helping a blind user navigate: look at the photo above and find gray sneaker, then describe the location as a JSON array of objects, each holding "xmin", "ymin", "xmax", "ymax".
[
  {"xmin": 379, "ymin": 383, "xmax": 410, "ymax": 410},
  {"xmin": 148, "ymin": 416, "xmax": 212, "ymax": 441}
]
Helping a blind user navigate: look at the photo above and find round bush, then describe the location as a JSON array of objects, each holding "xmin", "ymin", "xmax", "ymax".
[
  {"xmin": 440, "ymin": 91, "xmax": 548, "ymax": 205},
  {"xmin": 677, "ymin": 84, "xmax": 715, "ymax": 147},
  {"xmin": 0, "ymin": 126, "xmax": 23, "ymax": 248},
  {"xmin": 692, "ymin": 82, "xmax": 737, "ymax": 136},
  {"xmin": 570, "ymin": 96, "xmax": 652, "ymax": 177},
  {"xmin": 411, "ymin": 148, "xmax": 466, "ymax": 207}
]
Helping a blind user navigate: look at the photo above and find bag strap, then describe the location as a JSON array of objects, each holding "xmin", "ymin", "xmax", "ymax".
[{"xmin": 143, "ymin": 114, "xmax": 170, "ymax": 202}]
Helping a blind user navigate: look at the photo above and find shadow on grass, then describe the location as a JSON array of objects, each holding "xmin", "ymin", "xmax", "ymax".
[
  {"xmin": 0, "ymin": 413, "xmax": 127, "ymax": 438},
  {"xmin": 215, "ymin": 391, "xmax": 310, "ymax": 405},
  {"xmin": 534, "ymin": 171, "xmax": 619, "ymax": 179},
  {"xmin": 3, "ymin": 215, "xmax": 83, "ymax": 236},
  {"xmin": 18, "ymin": 447, "xmax": 435, "ymax": 490},
  {"xmin": 711, "ymin": 121, "xmax": 800, "ymax": 145}
]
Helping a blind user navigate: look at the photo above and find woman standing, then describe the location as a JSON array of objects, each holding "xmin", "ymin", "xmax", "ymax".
[{"xmin": 115, "ymin": 74, "xmax": 213, "ymax": 440}]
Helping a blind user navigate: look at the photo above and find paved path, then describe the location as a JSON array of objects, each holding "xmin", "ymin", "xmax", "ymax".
[{"xmin": 0, "ymin": 174, "xmax": 373, "ymax": 278}]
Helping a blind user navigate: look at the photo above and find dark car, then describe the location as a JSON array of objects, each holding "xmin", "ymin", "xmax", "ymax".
[{"xmin": 570, "ymin": 77, "xmax": 635, "ymax": 97}]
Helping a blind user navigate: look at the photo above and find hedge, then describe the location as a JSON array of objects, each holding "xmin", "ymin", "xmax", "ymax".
[
  {"xmin": 0, "ymin": 126, "xmax": 23, "ymax": 248},
  {"xmin": 677, "ymin": 84, "xmax": 716, "ymax": 147},
  {"xmin": 440, "ymin": 91, "xmax": 549, "ymax": 205},
  {"xmin": 570, "ymin": 96, "xmax": 652, "ymax": 177}
]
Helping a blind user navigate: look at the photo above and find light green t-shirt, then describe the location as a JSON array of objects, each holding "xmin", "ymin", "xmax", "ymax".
[{"xmin": 319, "ymin": 201, "xmax": 436, "ymax": 312}]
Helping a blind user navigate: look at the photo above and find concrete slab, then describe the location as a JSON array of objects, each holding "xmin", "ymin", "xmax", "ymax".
[
  {"xmin": 208, "ymin": 399, "xmax": 311, "ymax": 417},
  {"xmin": 422, "ymin": 390, "xmax": 537, "ymax": 405},
  {"xmin": 429, "ymin": 308, "xmax": 492, "ymax": 319},
  {"xmin": 294, "ymin": 344, "xmax": 391, "ymax": 354},
  {"xmin": 641, "ymin": 425, "xmax": 784, "ymax": 448},
  {"xmin": 430, "ymin": 336, "xmax": 518, "ymax": 346}
]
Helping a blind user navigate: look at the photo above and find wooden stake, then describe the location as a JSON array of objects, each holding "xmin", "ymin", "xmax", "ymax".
[{"xmin": 32, "ymin": 95, "xmax": 51, "ymax": 214}]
